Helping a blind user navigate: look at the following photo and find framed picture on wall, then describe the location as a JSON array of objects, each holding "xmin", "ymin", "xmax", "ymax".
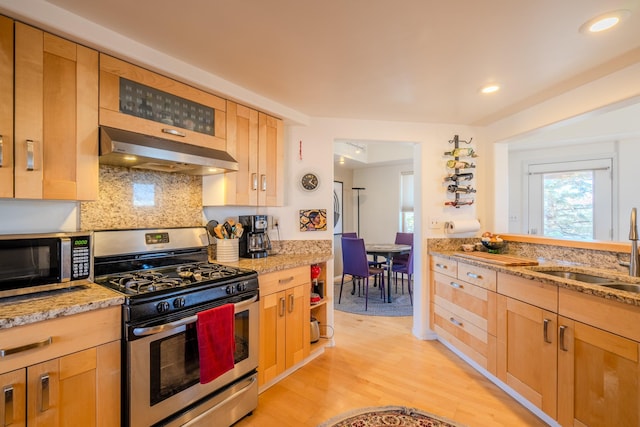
[
  {"xmin": 334, "ymin": 181, "xmax": 343, "ymax": 234},
  {"xmin": 300, "ymin": 209, "xmax": 327, "ymax": 231}
]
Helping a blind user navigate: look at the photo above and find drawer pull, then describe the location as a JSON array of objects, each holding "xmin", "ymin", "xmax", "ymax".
[
  {"xmin": 278, "ymin": 276, "xmax": 294, "ymax": 285},
  {"xmin": 3, "ymin": 385, "xmax": 13, "ymax": 426},
  {"xmin": 39, "ymin": 374, "xmax": 49, "ymax": 412},
  {"xmin": 466, "ymin": 272, "xmax": 482, "ymax": 280},
  {"xmin": 161, "ymin": 128, "xmax": 186, "ymax": 137},
  {"xmin": 559, "ymin": 325, "xmax": 569, "ymax": 352},
  {"xmin": 449, "ymin": 317, "xmax": 463, "ymax": 327},
  {"xmin": 543, "ymin": 318, "xmax": 552, "ymax": 343},
  {"xmin": 449, "ymin": 281, "xmax": 463, "ymax": 289},
  {"xmin": 435, "ymin": 263, "xmax": 448, "ymax": 270},
  {"xmin": 0, "ymin": 336, "xmax": 52, "ymax": 357}
]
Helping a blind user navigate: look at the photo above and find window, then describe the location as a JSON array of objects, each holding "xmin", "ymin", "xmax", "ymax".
[
  {"xmin": 400, "ymin": 171, "xmax": 414, "ymax": 232},
  {"xmin": 527, "ymin": 158, "xmax": 612, "ymax": 240}
]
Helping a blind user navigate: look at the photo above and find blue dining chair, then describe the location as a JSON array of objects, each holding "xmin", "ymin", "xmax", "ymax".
[
  {"xmin": 392, "ymin": 247, "xmax": 413, "ymax": 305},
  {"xmin": 339, "ymin": 237, "xmax": 385, "ymax": 311}
]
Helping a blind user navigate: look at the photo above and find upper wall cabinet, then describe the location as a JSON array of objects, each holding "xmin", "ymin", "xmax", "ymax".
[
  {"xmin": 12, "ymin": 22, "xmax": 98, "ymax": 201},
  {"xmin": 0, "ymin": 16, "xmax": 14, "ymax": 198},
  {"xmin": 99, "ymin": 54, "xmax": 226, "ymax": 151},
  {"xmin": 219, "ymin": 101, "xmax": 283, "ymax": 206}
]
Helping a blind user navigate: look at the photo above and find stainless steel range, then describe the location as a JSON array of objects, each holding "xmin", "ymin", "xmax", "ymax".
[{"xmin": 93, "ymin": 227, "xmax": 259, "ymax": 427}]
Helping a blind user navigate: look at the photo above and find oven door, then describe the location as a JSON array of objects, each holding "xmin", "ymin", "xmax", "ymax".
[{"xmin": 126, "ymin": 294, "xmax": 258, "ymax": 427}]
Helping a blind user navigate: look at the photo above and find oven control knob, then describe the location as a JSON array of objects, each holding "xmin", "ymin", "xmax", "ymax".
[
  {"xmin": 173, "ymin": 297, "xmax": 186, "ymax": 308},
  {"xmin": 225, "ymin": 285, "xmax": 235, "ymax": 295},
  {"xmin": 237, "ymin": 282, "xmax": 247, "ymax": 292},
  {"xmin": 156, "ymin": 301, "xmax": 171, "ymax": 313}
]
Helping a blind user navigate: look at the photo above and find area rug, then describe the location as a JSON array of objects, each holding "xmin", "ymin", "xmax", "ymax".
[
  {"xmin": 334, "ymin": 280, "xmax": 413, "ymax": 317},
  {"xmin": 318, "ymin": 405, "xmax": 465, "ymax": 427}
]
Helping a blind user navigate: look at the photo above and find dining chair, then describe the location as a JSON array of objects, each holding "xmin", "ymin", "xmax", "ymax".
[
  {"xmin": 392, "ymin": 232, "xmax": 413, "ymax": 293},
  {"xmin": 392, "ymin": 247, "xmax": 413, "ymax": 305},
  {"xmin": 339, "ymin": 237, "xmax": 385, "ymax": 310}
]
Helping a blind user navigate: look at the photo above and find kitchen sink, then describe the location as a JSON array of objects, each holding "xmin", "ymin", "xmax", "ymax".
[
  {"xmin": 533, "ymin": 270, "xmax": 615, "ymax": 284},
  {"xmin": 598, "ymin": 283, "xmax": 640, "ymax": 293}
]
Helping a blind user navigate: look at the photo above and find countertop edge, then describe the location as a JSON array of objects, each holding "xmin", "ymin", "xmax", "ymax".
[{"xmin": 430, "ymin": 250, "xmax": 640, "ymax": 307}]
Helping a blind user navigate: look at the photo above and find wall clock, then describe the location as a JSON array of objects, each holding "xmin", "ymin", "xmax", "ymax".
[{"xmin": 300, "ymin": 172, "xmax": 320, "ymax": 192}]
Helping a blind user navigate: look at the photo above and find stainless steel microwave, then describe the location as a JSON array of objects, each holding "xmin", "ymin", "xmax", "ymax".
[{"xmin": 0, "ymin": 231, "xmax": 92, "ymax": 298}]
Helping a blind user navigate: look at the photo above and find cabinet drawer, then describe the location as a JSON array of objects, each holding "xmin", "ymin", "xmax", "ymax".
[
  {"xmin": 433, "ymin": 272, "xmax": 497, "ymax": 335},
  {"xmin": 559, "ymin": 287, "xmax": 640, "ymax": 342},
  {"xmin": 498, "ymin": 272, "xmax": 558, "ymax": 312},
  {"xmin": 0, "ymin": 306, "xmax": 120, "ymax": 374},
  {"xmin": 259, "ymin": 266, "xmax": 309, "ymax": 297},
  {"xmin": 430, "ymin": 256, "xmax": 457, "ymax": 278},
  {"xmin": 457, "ymin": 263, "xmax": 496, "ymax": 291},
  {"xmin": 433, "ymin": 303, "xmax": 496, "ymax": 374}
]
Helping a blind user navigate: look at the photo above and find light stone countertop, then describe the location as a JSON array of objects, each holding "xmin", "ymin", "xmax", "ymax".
[
  {"xmin": 0, "ymin": 253, "xmax": 331, "ymax": 331},
  {"xmin": 431, "ymin": 250, "xmax": 640, "ymax": 307},
  {"xmin": 0, "ymin": 281, "xmax": 124, "ymax": 330}
]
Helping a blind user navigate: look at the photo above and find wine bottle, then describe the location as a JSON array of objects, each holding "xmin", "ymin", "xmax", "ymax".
[
  {"xmin": 444, "ymin": 147, "xmax": 477, "ymax": 157},
  {"xmin": 446, "ymin": 160, "xmax": 476, "ymax": 169},
  {"xmin": 445, "ymin": 199, "xmax": 475, "ymax": 207},
  {"xmin": 447, "ymin": 185, "xmax": 476, "ymax": 194},
  {"xmin": 444, "ymin": 172, "xmax": 473, "ymax": 182}
]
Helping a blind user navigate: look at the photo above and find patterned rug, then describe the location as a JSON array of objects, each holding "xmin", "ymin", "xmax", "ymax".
[
  {"xmin": 317, "ymin": 406, "xmax": 465, "ymax": 427},
  {"xmin": 334, "ymin": 280, "xmax": 413, "ymax": 317}
]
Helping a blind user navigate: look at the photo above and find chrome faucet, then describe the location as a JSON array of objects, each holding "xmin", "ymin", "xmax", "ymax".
[{"xmin": 630, "ymin": 208, "xmax": 639, "ymax": 276}]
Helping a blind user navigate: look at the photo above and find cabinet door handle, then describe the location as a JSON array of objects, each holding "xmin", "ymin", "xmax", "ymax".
[
  {"xmin": 0, "ymin": 135, "xmax": 4, "ymax": 167},
  {"xmin": 435, "ymin": 263, "xmax": 448, "ymax": 270},
  {"xmin": 466, "ymin": 272, "xmax": 481, "ymax": 280},
  {"xmin": 288, "ymin": 294, "xmax": 294, "ymax": 313},
  {"xmin": 0, "ymin": 336, "xmax": 52, "ymax": 357},
  {"xmin": 543, "ymin": 318, "xmax": 552, "ymax": 343},
  {"xmin": 3, "ymin": 385, "xmax": 13, "ymax": 426},
  {"xmin": 559, "ymin": 325, "xmax": 569, "ymax": 352},
  {"xmin": 39, "ymin": 374, "xmax": 49, "ymax": 412},
  {"xmin": 279, "ymin": 297, "xmax": 286, "ymax": 317},
  {"xmin": 251, "ymin": 173, "xmax": 258, "ymax": 191},
  {"xmin": 449, "ymin": 317, "xmax": 463, "ymax": 327},
  {"xmin": 449, "ymin": 281, "xmax": 463, "ymax": 289},
  {"xmin": 161, "ymin": 128, "xmax": 186, "ymax": 137},
  {"xmin": 26, "ymin": 139, "xmax": 35, "ymax": 171},
  {"xmin": 260, "ymin": 174, "xmax": 267, "ymax": 191}
]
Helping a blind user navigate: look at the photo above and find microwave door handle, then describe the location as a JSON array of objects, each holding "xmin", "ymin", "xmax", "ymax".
[{"xmin": 132, "ymin": 295, "xmax": 258, "ymax": 337}]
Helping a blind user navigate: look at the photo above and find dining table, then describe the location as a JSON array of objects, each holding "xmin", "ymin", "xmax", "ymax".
[{"xmin": 365, "ymin": 243, "xmax": 411, "ymax": 303}]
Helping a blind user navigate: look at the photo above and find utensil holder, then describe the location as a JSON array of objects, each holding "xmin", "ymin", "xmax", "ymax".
[{"xmin": 216, "ymin": 238, "xmax": 239, "ymax": 262}]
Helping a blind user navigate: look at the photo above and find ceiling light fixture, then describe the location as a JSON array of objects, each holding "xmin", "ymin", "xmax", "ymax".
[
  {"xmin": 480, "ymin": 84, "xmax": 500, "ymax": 94},
  {"xmin": 580, "ymin": 9, "xmax": 630, "ymax": 33},
  {"xmin": 345, "ymin": 142, "xmax": 366, "ymax": 153}
]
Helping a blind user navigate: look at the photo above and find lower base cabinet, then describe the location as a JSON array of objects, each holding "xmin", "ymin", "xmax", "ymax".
[{"xmin": 0, "ymin": 307, "xmax": 121, "ymax": 427}]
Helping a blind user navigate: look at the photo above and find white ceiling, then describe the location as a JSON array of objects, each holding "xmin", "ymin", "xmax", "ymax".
[{"xmin": 32, "ymin": 0, "xmax": 640, "ymax": 127}]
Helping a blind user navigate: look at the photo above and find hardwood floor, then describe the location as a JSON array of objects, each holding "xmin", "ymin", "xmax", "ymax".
[{"xmin": 235, "ymin": 311, "xmax": 548, "ymax": 427}]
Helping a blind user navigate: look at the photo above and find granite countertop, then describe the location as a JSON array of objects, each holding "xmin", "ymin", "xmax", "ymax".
[
  {"xmin": 431, "ymin": 250, "xmax": 640, "ymax": 307},
  {"xmin": 0, "ymin": 253, "xmax": 332, "ymax": 331},
  {"xmin": 0, "ymin": 281, "xmax": 124, "ymax": 330}
]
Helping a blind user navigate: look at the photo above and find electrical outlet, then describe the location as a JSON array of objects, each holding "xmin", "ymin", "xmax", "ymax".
[
  {"xmin": 509, "ymin": 215, "xmax": 518, "ymax": 222},
  {"xmin": 429, "ymin": 218, "xmax": 441, "ymax": 229}
]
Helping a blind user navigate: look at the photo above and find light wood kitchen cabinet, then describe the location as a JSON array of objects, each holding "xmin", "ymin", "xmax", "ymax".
[
  {"xmin": 430, "ymin": 256, "xmax": 497, "ymax": 374},
  {"xmin": 557, "ymin": 288, "xmax": 640, "ymax": 427},
  {"xmin": 258, "ymin": 266, "xmax": 310, "ymax": 387},
  {"xmin": 99, "ymin": 54, "xmax": 226, "ymax": 151},
  {"xmin": 0, "ymin": 15, "xmax": 13, "ymax": 198},
  {"xmin": 0, "ymin": 307, "xmax": 121, "ymax": 427},
  {"xmin": 14, "ymin": 22, "xmax": 98, "ymax": 201},
  {"xmin": 218, "ymin": 101, "xmax": 283, "ymax": 206}
]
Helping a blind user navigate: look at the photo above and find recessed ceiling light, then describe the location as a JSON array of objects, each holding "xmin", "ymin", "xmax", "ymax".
[
  {"xmin": 580, "ymin": 10, "xmax": 630, "ymax": 33},
  {"xmin": 480, "ymin": 84, "xmax": 500, "ymax": 94}
]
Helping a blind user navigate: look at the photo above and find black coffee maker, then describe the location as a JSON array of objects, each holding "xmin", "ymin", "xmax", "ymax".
[{"xmin": 239, "ymin": 215, "xmax": 271, "ymax": 258}]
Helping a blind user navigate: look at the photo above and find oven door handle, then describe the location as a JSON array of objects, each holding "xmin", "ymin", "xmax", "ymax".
[{"xmin": 132, "ymin": 295, "xmax": 258, "ymax": 337}]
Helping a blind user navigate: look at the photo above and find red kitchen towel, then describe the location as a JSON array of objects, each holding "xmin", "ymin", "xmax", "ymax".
[{"xmin": 196, "ymin": 304, "xmax": 236, "ymax": 384}]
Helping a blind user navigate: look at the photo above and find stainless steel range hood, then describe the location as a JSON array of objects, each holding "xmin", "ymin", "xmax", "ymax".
[{"xmin": 99, "ymin": 126, "xmax": 238, "ymax": 175}]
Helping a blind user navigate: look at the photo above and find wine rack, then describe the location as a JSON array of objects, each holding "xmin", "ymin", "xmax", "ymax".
[{"xmin": 444, "ymin": 134, "xmax": 476, "ymax": 208}]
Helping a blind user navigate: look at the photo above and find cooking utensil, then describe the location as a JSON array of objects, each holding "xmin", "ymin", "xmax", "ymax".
[
  {"xmin": 213, "ymin": 224, "xmax": 225, "ymax": 239},
  {"xmin": 234, "ymin": 223, "xmax": 244, "ymax": 238},
  {"xmin": 223, "ymin": 221, "xmax": 233, "ymax": 238},
  {"xmin": 205, "ymin": 220, "xmax": 218, "ymax": 238}
]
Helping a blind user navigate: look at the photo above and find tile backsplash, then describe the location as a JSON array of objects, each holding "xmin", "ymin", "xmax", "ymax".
[{"xmin": 80, "ymin": 165, "xmax": 203, "ymax": 230}]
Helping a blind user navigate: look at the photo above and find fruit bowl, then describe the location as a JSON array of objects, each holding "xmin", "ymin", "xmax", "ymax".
[{"xmin": 481, "ymin": 240, "xmax": 506, "ymax": 254}]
